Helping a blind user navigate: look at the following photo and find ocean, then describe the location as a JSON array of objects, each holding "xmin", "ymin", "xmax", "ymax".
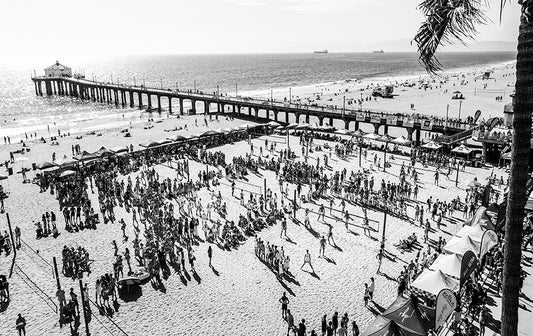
[{"xmin": 0, "ymin": 52, "xmax": 516, "ymax": 140}]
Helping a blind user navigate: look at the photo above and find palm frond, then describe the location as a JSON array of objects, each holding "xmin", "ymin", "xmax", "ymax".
[{"xmin": 414, "ymin": 0, "xmax": 489, "ymax": 75}]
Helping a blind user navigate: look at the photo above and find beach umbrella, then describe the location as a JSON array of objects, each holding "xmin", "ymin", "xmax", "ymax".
[
  {"xmin": 118, "ymin": 276, "xmax": 143, "ymax": 293},
  {"xmin": 352, "ymin": 129, "xmax": 367, "ymax": 138},
  {"xmin": 59, "ymin": 170, "xmax": 76, "ymax": 178},
  {"xmin": 453, "ymin": 91, "xmax": 462, "ymax": 94},
  {"xmin": 363, "ymin": 133, "xmax": 380, "ymax": 140},
  {"xmin": 392, "ymin": 136, "xmax": 411, "ymax": 145},
  {"xmin": 451, "ymin": 144, "xmax": 473, "ymax": 155},
  {"xmin": 334, "ymin": 129, "xmax": 353, "ymax": 135},
  {"xmin": 36, "ymin": 161, "xmax": 57, "ymax": 170}
]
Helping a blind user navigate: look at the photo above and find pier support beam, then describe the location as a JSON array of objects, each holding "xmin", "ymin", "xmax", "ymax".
[
  {"xmin": 191, "ymin": 99, "xmax": 196, "ymax": 114},
  {"xmin": 344, "ymin": 120, "xmax": 350, "ymax": 130},
  {"xmin": 168, "ymin": 97, "xmax": 172, "ymax": 114},
  {"xmin": 179, "ymin": 98, "xmax": 184, "ymax": 115},
  {"xmin": 407, "ymin": 128, "xmax": 415, "ymax": 141},
  {"xmin": 130, "ymin": 92, "xmax": 135, "ymax": 108},
  {"xmin": 415, "ymin": 129, "xmax": 421, "ymax": 146},
  {"xmin": 305, "ymin": 114, "xmax": 310, "ymax": 124},
  {"xmin": 354, "ymin": 121, "xmax": 359, "ymax": 130},
  {"xmin": 138, "ymin": 92, "xmax": 143, "ymax": 109},
  {"xmin": 285, "ymin": 112, "xmax": 289, "ymax": 124},
  {"xmin": 319, "ymin": 117, "xmax": 324, "ymax": 126},
  {"xmin": 157, "ymin": 95, "xmax": 161, "ymax": 112},
  {"xmin": 328, "ymin": 117, "xmax": 333, "ymax": 127},
  {"xmin": 384, "ymin": 124, "xmax": 389, "ymax": 135}
]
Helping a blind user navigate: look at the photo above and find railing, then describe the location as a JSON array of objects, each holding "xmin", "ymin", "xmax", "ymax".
[{"xmin": 33, "ymin": 76, "xmax": 473, "ymax": 130}]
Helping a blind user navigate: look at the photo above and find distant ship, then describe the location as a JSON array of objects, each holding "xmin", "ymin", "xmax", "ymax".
[
  {"xmin": 314, "ymin": 50, "xmax": 328, "ymax": 54},
  {"xmin": 372, "ymin": 50, "xmax": 384, "ymax": 53}
]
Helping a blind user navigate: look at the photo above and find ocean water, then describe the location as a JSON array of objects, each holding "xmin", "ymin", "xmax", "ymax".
[{"xmin": 0, "ymin": 52, "xmax": 516, "ymax": 139}]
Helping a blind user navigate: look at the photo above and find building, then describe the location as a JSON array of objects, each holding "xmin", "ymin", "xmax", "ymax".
[{"xmin": 44, "ymin": 61, "xmax": 72, "ymax": 78}]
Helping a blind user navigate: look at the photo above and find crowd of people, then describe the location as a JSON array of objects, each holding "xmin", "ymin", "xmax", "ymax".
[{"xmin": 62, "ymin": 245, "xmax": 91, "ymax": 279}]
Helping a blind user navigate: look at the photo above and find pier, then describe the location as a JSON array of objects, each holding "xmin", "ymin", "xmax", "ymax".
[{"xmin": 31, "ymin": 75, "xmax": 474, "ymax": 145}]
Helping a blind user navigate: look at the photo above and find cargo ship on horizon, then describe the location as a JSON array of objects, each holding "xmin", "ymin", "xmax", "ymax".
[{"xmin": 313, "ymin": 50, "xmax": 328, "ymax": 54}]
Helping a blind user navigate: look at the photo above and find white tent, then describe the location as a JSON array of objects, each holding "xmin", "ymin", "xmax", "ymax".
[
  {"xmin": 363, "ymin": 133, "xmax": 380, "ymax": 140},
  {"xmin": 334, "ymin": 129, "xmax": 353, "ymax": 135},
  {"xmin": 410, "ymin": 269, "xmax": 459, "ymax": 298},
  {"xmin": 443, "ymin": 235, "xmax": 480, "ymax": 256},
  {"xmin": 429, "ymin": 253, "xmax": 463, "ymax": 279},
  {"xmin": 455, "ymin": 224, "xmax": 486, "ymax": 242},
  {"xmin": 421, "ymin": 141, "xmax": 442, "ymax": 150},
  {"xmin": 451, "ymin": 144, "xmax": 473, "ymax": 155},
  {"xmin": 392, "ymin": 136, "xmax": 411, "ymax": 145}
]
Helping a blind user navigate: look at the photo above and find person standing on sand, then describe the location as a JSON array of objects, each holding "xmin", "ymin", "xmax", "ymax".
[
  {"xmin": 279, "ymin": 292, "xmax": 290, "ymax": 319},
  {"xmin": 16, "ymin": 313, "xmax": 26, "ymax": 336},
  {"xmin": 301, "ymin": 250, "xmax": 314, "ymax": 273},
  {"xmin": 369, "ymin": 277, "xmax": 375, "ymax": 301},
  {"xmin": 363, "ymin": 283, "xmax": 370, "ymax": 307},
  {"xmin": 207, "ymin": 245, "xmax": 213, "ymax": 267}
]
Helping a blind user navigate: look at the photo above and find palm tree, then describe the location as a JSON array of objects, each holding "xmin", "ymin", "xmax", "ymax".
[{"xmin": 414, "ymin": 1, "xmax": 533, "ymax": 336}]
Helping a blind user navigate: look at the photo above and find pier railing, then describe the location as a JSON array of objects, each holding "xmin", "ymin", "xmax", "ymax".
[{"xmin": 32, "ymin": 76, "xmax": 473, "ymax": 131}]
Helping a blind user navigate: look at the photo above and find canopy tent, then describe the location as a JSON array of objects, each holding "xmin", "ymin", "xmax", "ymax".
[
  {"xmin": 167, "ymin": 134, "xmax": 187, "ymax": 141},
  {"xmin": 157, "ymin": 138, "xmax": 172, "ymax": 145},
  {"xmin": 410, "ymin": 270, "xmax": 459, "ymax": 299},
  {"xmin": 421, "ymin": 141, "xmax": 442, "ymax": 150},
  {"xmin": 285, "ymin": 123, "xmax": 299, "ymax": 129},
  {"xmin": 429, "ymin": 253, "xmax": 463, "ymax": 279},
  {"xmin": 110, "ymin": 146, "xmax": 129, "ymax": 154},
  {"xmin": 74, "ymin": 151, "xmax": 97, "ymax": 161},
  {"xmin": 36, "ymin": 161, "xmax": 57, "ymax": 170},
  {"xmin": 451, "ymin": 144, "xmax": 473, "ymax": 155},
  {"xmin": 212, "ymin": 128, "xmax": 224, "ymax": 134},
  {"xmin": 59, "ymin": 170, "xmax": 76, "ymax": 178},
  {"xmin": 443, "ymin": 235, "xmax": 480, "ymax": 256},
  {"xmin": 93, "ymin": 147, "xmax": 115, "ymax": 157},
  {"xmin": 377, "ymin": 134, "xmax": 395, "ymax": 143},
  {"xmin": 361, "ymin": 316, "xmax": 403, "ymax": 336},
  {"xmin": 295, "ymin": 123, "xmax": 312, "ymax": 130},
  {"xmin": 139, "ymin": 140, "xmax": 161, "ymax": 148},
  {"xmin": 266, "ymin": 121, "xmax": 281, "ymax": 127},
  {"xmin": 463, "ymin": 206, "xmax": 496, "ymax": 231},
  {"xmin": 364, "ymin": 133, "xmax": 380, "ymax": 140},
  {"xmin": 392, "ymin": 136, "xmax": 411, "ymax": 146},
  {"xmin": 353, "ymin": 129, "xmax": 368, "ymax": 138},
  {"xmin": 501, "ymin": 151, "xmax": 512, "ymax": 160},
  {"xmin": 334, "ymin": 129, "xmax": 353, "ymax": 135},
  {"xmin": 199, "ymin": 130, "xmax": 217, "ymax": 137},
  {"xmin": 380, "ymin": 295, "xmax": 434, "ymax": 336},
  {"xmin": 455, "ymin": 224, "xmax": 486, "ymax": 242},
  {"xmin": 239, "ymin": 123, "xmax": 256, "ymax": 130},
  {"xmin": 54, "ymin": 156, "xmax": 78, "ymax": 167}
]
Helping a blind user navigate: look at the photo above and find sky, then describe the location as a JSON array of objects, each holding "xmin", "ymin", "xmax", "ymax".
[{"xmin": 0, "ymin": 0, "xmax": 521, "ymax": 56}]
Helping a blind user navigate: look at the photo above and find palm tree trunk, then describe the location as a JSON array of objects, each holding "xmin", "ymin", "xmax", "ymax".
[{"xmin": 501, "ymin": 13, "xmax": 533, "ymax": 336}]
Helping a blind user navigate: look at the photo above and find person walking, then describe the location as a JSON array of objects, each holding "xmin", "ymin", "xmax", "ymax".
[
  {"xmin": 319, "ymin": 236, "xmax": 326, "ymax": 257},
  {"xmin": 298, "ymin": 319, "xmax": 307, "ymax": 336},
  {"xmin": 16, "ymin": 313, "xmax": 26, "ymax": 336},
  {"xmin": 279, "ymin": 292, "xmax": 290, "ymax": 319}
]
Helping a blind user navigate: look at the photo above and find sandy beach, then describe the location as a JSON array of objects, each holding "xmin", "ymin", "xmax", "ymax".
[{"xmin": 0, "ymin": 59, "xmax": 531, "ymax": 336}]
